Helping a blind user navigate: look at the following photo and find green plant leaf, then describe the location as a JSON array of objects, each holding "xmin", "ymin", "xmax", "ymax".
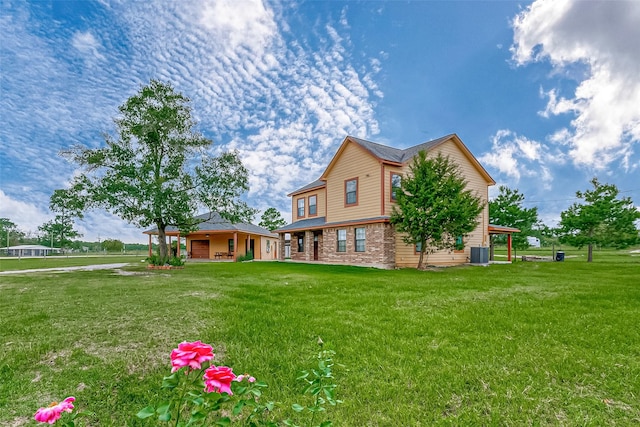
[
  {"xmin": 233, "ymin": 400, "xmax": 246, "ymax": 415},
  {"xmin": 156, "ymin": 403, "xmax": 170, "ymax": 414},
  {"xmin": 292, "ymin": 403, "xmax": 305, "ymax": 412},
  {"xmin": 136, "ymin": 406, "xmax": 156, "ymax": 419},
  {"xmin": 215, "ymin": 417, "xmax": 231, "ymax": 426},
  {"xmin": 162, "ymin": 372, "xmax": 179, "ymax": 389}
]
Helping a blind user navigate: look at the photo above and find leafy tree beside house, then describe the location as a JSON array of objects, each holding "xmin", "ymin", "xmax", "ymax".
[
  {"xmin": 390, "ymin": 152, "xmax": 484, "ymax": 269},
  {"xmin": 559, "ymin": 178, "xmax": 639, "ymax": 262},
  {"xmin": 61, "ymin": 80, "xmax": 254, "ymax": 262},
  {"xmin": 259, "ymin": 207, "xmax": 287, "ymax": 231},
  {"xmin": 489, "ymin": 186, "xmax": 540, "ymax": 250}
]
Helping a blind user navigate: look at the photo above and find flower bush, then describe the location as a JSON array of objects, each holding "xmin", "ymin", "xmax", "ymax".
[{"xmin": 34, "ymin": 340, "xmax": 341, "ymax": 426}]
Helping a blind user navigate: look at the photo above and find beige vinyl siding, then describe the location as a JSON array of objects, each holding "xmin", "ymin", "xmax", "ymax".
[
  {"xmin": 394, "ymin": 139, "xmax": 491, "ymax": 267},
  {"xmin": 291, "ymin": 187, "xmax": 326, "ymax": 220},
  {"xmin": 325, "ymin": 142, "xmax": 382, "ymax": 223}
]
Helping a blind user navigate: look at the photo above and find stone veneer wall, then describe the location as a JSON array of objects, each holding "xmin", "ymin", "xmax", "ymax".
[{"xmin": 321, "ymin": 222, "xmax": 395, "ymax": 269}]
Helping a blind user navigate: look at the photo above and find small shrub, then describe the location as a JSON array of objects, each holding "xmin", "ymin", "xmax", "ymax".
[
  {"xmin": 237, "ymin": 251, "xmax": 254, "ymax": 262},
  {"xmin": 146, "ymin": 254, "xmax": 164, "ymax": 266},
  {"xmin": 168, "ymin": 256, "xmax": 185, "ymax": 267}
]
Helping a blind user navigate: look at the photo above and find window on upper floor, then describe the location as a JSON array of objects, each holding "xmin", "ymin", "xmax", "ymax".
[
  {"xmin": 345, "ymin": 178, "xmax": 358, "ymax": 206},
  {"xmin": 355, "ymin": 227, "xmax": 365, "ymax": 252},
  {"xmin": 308, "ymin": 195, "xmax": 317, "ymax": 216},
  {"xmin": 297, "ymin": 198, "xmax": 305, "ymax": 218},
  {"xmin": 415, "ymin": 242, "xmax": 423, "ymax": 253},
  {"xmin": 390, "ymin": 173, "xmax": 402, "ymax": 201},
  {"xmin": 337, "ymin": 229, "xmax": 347, "ymax": 252}
]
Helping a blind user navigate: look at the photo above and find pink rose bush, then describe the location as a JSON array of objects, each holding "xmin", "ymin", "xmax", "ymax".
[
  {"xmin": 136, "ymin": 340, "xmax": 275, "ymax": 426},
  {"xmin": 33, "ymin": 339, "xmax": 340, "ymax": 426},
  {"xmin": 34, "ymin": 397, "xmax": 75, "ymax": 424}
]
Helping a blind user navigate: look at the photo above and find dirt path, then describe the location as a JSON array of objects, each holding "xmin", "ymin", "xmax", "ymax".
[{"xmin": 0, "ymin": 263, "xmax": 130, "ymax": 275}]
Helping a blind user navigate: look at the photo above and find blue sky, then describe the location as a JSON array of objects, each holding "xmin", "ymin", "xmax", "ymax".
[{"xmin": 1, "ymin": 0, "xmax": 639, "ymax": 244}]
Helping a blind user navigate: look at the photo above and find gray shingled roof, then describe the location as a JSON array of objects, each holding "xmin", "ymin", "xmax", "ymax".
[
  {"xmin": 288, "ymin": 179, "xmax": 325, "ymax": 196},
  {"xmin": 145, "ymin": 212, "xmax": 277, "ymax": 237},
  {"xmin": 289, "ymin": 134, "xmax": 456, "ymax": 197},
  {"xmin": 349, "ymin": 134, "xmax": 455, "ymax": 163}
]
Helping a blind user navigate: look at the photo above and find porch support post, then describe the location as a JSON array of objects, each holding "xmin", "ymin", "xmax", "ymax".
[
  {"xmin": 507, "ymin": 233, "xmax": 512, "ymax": 262},
  {"xmin": 176, "ymin": 235, "xmax": 180, "ymax": 258},
  {"xmin": 234, "ymin": 232, "xmax": 238, "ymax": 262},
  {"xmin": 148, "ymin": 234, "xmax": 152, "ymax": 257}
]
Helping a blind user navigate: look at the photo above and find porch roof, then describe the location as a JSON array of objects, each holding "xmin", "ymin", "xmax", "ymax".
[
  {"xmin": 143, "ymin": 212, "xmax": 278, "ymax": 238},
  {"xmin": 275, "ymin": 216, "xmax": 390, "ymax": 233},
  {"xmin": 488, "ymin": 224, "xmax": 521, "ymax": 234}
]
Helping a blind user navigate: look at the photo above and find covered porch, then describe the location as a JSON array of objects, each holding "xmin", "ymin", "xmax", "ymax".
[
  {"xmin": 488, "ymin": 224, "xmax": 521, "ymax": 263},
  {"xmin": 143, "ymin": 212, "xmax": 279, "ymax": 262}
]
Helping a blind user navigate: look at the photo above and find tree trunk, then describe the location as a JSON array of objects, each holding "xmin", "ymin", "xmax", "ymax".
[
  {"xmin": 157, "ymin": 225, "xmax": 169, "ymax": 262},
  {"xmin": 587, "ymin": 243, "xmax": 593, "ymax": 262},
  {"xmin": 417, "ymin": 239, "xmax": 426, "ymax": 270}
]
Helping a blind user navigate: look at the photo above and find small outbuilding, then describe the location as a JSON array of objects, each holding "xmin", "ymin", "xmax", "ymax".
[
  {"xmin": 143, "ymin": 212, "xmax": 279, "ymax": 262},
  {"xmin": 4, "ymin": 245, "xmax": 62, "ymax": 257}
]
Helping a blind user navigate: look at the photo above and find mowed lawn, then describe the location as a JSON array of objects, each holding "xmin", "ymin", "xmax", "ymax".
[{"xmin": 1, "ymin": 252, "xmax": 639, "ymax": 425}]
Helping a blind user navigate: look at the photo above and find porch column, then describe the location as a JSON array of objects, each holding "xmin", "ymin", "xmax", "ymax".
[
  {"xmin": 148, "ymin": 234, "xmax": 152, "ymax": 257},
  {"xmin": 233, "ymin": 232, "xmax": 238, "ymax": 262},
  {"xmin": 176, "ymin": 236, "xmax": 180, "ymax": 257},
  {"xmin": 507, "ymin": 233, "xmax": 512, "ymax": 262}
]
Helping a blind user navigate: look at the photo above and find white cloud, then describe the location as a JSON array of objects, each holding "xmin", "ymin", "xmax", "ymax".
[
  {"xmin": 479, "ymin": 130, "xmax": 555, "ymax": 189},
  {"xmin": 511, "ymin": 0, "xmax": 640, "ymax": 170},
  {"xmin": 71, "ymin": 31, "xmax": 105, "ymax": 61},
  {"xmin": 0, "ymin": 190, "xmax": 50, "ymax": 234}
]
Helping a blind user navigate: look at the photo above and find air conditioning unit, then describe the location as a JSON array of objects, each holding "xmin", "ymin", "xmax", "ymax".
[{"xmin": 470, "ymin": 247, "xmax": 489, "ymax": 264}]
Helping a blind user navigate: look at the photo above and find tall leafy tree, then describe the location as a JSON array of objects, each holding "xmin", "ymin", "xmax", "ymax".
[
  {"xmin": 390, "ymin": 152, "xmax": 484, "ymax": 269},
  {"xmin": 102, "ymin": 239, "xmax": 124, "ymax": 252},
  {"xmin": 259, "ymin": 207, "xmax": 287, "ymax": 231},
  {"xmin": 63, "ymin": 80, "xmax": 254, "ymax": 261},
  {"xmin": 559, "ymin": 178, "xmax": 639, "ymax": 262},
  {"xmin": 489, "ymin": 186, "xmax": 540, "ymax": 250},
  {"xmin": 0, "ymin": 218, "xmax": 24, "ymax": 247},
  {"xmin": 38, "ymin": 219, "xmax": 82, "ymax": 249}
]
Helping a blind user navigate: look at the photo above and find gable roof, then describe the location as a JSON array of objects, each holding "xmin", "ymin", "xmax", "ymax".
[
  {"xmin": 287, "ymin": 179, "xmax": 326, "ymax": 197},
  {"xmin": 320, "ymin": 134, "xmax": 495, "ymax": 184},
  {"xmin": 143, "ymin": 212, "xmax": 277, "ymax": 237}
]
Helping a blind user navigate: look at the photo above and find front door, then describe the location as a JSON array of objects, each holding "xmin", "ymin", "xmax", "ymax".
[
  {"xmin": 313, "ymin": 234, "xmax": 319, "ymax": 260},
  {"xmin": 191, "ymin": 240, "xmax": 210, "ymax": 259}
]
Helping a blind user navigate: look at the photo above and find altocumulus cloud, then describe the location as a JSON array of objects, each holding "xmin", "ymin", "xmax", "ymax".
[{"xmin": 1, "ymin": 0, "xmax": 383, "ymax": 241}]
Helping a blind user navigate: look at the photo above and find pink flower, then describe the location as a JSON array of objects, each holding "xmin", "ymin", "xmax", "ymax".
[
  {"xmin": 34, "ymin": 396, "xmax": 75, "ymax": 424},
  {"xmin": 235, "ymin": 374, "xmax": 256, "ymax": 383},
  {"xmin": 170, "ymin": 341, "xmax": 214, "ymax": 373},
  {"xmin": 203, "ymin": 365, "xmax": 236, "ymax": 395}
]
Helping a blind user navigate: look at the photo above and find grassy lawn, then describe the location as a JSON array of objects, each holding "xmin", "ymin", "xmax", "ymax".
[{"xmin": 1, "ymin": 251, "xmax": 639, "ymax": 425}]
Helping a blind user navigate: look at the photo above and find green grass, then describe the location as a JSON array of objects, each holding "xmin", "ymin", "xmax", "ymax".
[{"xmin": 1, "ymin": 252, "xmax": 639, "ymax": 425}]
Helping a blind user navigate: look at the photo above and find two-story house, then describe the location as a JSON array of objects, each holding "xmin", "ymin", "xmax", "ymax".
[{"xmin": 275, "ymin": 134, "xmax": 496, "ymax": 268}]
